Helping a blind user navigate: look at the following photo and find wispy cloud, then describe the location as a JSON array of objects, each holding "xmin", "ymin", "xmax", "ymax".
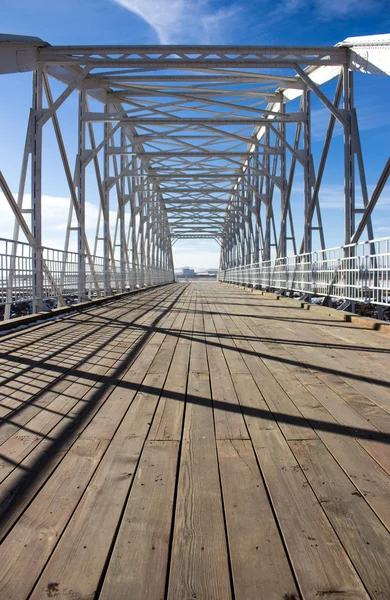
[
  {"xmin": 113, "ymin": 0, "xmax": 237, "ymax": 44},
  {"xmin": 0, "ymin": 193, "xmax": 118, "ymax": 252}
]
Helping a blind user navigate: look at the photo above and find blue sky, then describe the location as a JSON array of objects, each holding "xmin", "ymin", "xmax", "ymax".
[{"xmin": 0, "ymin": 0, "xmax": 389, "ymax": 269}]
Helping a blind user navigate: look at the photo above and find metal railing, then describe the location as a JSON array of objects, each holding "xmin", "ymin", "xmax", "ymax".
[
  {"xmin": 219, "ymin": 237, "xmax": 390, "ymax": 306},
  {"xmin": 0, "ymin": 237, "xmax": 174, "ymax": 320}
]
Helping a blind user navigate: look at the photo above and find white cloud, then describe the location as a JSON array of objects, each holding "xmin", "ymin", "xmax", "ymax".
[
  {"xmin": 0, "ymin": 192, "xmax": 222, "ymax": 269},
  {"xmin": 172, "ymin": 243, "xmax": 220, "ymax": 269},
  {"xmin": 113, "ymin": 0, "xmax": 237, "ymax": 44},
  {"xmin": 0, "ymin": 193, "xmax": 117, "ymax": 253},
  {"xmin": 173, "ymin": 246, "xmax": 220, "ymax": 270}
]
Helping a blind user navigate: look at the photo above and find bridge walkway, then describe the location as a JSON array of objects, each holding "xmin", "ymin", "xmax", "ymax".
[{"xmin": 0, "ymin": 282, "xmax": 389, "ymax": 599}]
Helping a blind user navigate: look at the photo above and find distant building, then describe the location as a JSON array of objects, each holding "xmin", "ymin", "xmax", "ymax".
[{"xmin": 182, "ymin": 266, "xmax": 195, "ymax": 277}]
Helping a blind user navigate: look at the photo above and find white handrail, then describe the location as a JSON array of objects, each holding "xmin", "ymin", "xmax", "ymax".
[{"xmin": 219, "ymin": 237, "xmax": 390, "ymax": 306}]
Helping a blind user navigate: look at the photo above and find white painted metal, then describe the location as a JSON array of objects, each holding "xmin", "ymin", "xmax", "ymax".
[
  {"xmin": 0, "ymin": 236, "xmax": 173, "ymax": 318},
  {"xmin": 0, "ymin": 34, "xmax": 389, "ymax": 320},
  {"xmin": 219, "ymin": 237, "xmax": 390, "ymax": 307}
]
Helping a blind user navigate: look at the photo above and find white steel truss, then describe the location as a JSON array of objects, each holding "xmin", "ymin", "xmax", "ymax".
[{"xmin": 0, "ymin": 34, "xmax": 389, "ymax": 319}]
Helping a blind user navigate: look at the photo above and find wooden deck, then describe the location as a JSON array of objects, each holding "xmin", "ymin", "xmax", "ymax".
[{"xmin": 0, "ymin": 282, "xmax": 389, "ymax": 600}]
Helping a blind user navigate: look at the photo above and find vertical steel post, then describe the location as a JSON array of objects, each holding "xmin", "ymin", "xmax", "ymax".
[
  {"xmin": 139, "ymin": 197, "xmax": 145, "ymax": 288},
  {"xmin": 119, "ymin": 127, "xmax": 127, "ymax": 291},
  {"xmin": 103, "ymin": 104, "xmax": 111, "ymax": 295},
  {"xmin": 31, "ymin": 67, "xmax": 44, "ymax": 313},
  {"xmin": 343, "ymin": 66, "xmax": 355, "ymax": 244},
  {"xmin": 77, "ymin": 88, "xmax": 87, "ymax": 301},
  {"xmin": 264, "ymin": 127, "xmax": 271, "ymax": 261},
  {"xmin": 303, "ymin": 86, "xmax": 313, "ymax": 254},
  {"xmin": 145, "ymin": 187, "xmax": 151, "ymax": 285},
  {"xmin": 279, "ymin": 96, "xmax": 287, "ymax": 258}
]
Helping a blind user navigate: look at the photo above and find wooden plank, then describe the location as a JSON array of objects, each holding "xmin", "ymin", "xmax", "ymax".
[
  {"xmin": 147, "ymin": 335, "xmax": 178, "ymax": 374},
  {"xmin": 232, "ymin": 372, "xmax": 278, "ymax": 435},
  {"xmin": 0, "ymin": 284, "xmax": 177, "ymax": 407},
  {"xmin": 79, "ymin": 372, "xmax": 165, "ymax": 441},
  {"xmin": 210, "ymin": 369, "xmax": 249, "ymax": 440},
  {"xmin": 226, "ymin": 298, "xmax": 390, "ymax": 472},
  {"xmin": 217, "ymin": 439, "xmax": 298, "ymax": 600},
  {"xmin": 29, "ymin": 435, "xmax": 147, "ymax": 600},
  {"xmin": 250, "ymin": 308, "xmax": 390, "ymax": 413},
  {"xmin": 28, "ymin": 376, "xmax": 168, "ymax": 600},
  {"xmin": 214, "ymin": 306, "xmax": 317, "ymax": 441},
  {"xmin": 250, "ymin": 428, "xmax": 369, "ymax": 599},
  {"xmin": 223, "ymin": 289, "xmax": 390, "ymax": 530},
  {"xmin": 304, "ymin": 370, "xmax": 390, "ymax": 435},
  {"xmin": 291, "ymin": 438, "xmax": 390, "ymax": 600},
  {"xmin": 167, "ymin": 372, "xmax": 232, "ymax": 600},
  {"xmin": 148, "ymin": 288, "xmax": 192, "ymax": 441},
  {"xmin": 0, "ymin": 286, "xmax": 183, "ymax": 593},
  {"xmin": 148, "ymin": 343, "xmax": 190, "ymax": 441},
  {"xmin": 0, "ymin": 314, "xmax": 158, "ymax": 481},
  {"xmin": 0, "ymin": 299, "xmax": 139, "ymax": 413},
  {"xmin": 302, "ymin": 381, "xmax": 390, "ymax": 474},
  {"xmin": 203, "ymin": 299, "xmax": 248, "ymax": 440},
  {"xmin": 0, "ymin": 288, "xmax": 184, "ymax": 539},
  {"xmin": 100, "ymin": 441, "xmax": 179, "ymax": 600},
  {"xmin": 0, "ymin": 383, "xmax": 116, "ymax": 541},
  {"xmin": 0, "ymin": 438, "xmax": 108, "ymax": 600},
  {"xmin": 0, "ymin": 285, "xmax": 177, "ymax": 445}
]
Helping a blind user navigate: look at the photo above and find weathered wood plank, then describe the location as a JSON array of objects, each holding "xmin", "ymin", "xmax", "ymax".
[
  {"xmin": 291, "ymin": 438, "xmax": 390, "ymax": 600},
  {"xmin": 167, "ymin": 373, "xmax": 232, "ymax": 600},
  {"xmin": 28, "ymin": 372, "xmax": 168, "ymax": 600},
  {"xmin": 250, "ymin": 428, "xmax": 370, "ymax": 599},
  {"xmin": 217, "ymin": 439, "xmax": 298, "ymax": 600},
  {"xmin": 0, "ymin": 439, "xmax": 108, "ymax": 600},
  {"xmin": 100, "ymin": 441, "xmax": 179, "ymax": 600},
  {"xmin": 148, "ymin": 343, "xmax": 190, "ymax": 441}
]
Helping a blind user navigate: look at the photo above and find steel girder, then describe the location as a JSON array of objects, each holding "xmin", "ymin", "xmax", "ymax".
[{"xmin": 0, "ymin": 34, "xmax": 389, "ymax": 293}]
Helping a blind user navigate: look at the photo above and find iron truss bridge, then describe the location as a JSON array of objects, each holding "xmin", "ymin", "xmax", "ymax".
[{"xmin": 0, "ymin": 34, "xmax": 389, "ymax": 319}]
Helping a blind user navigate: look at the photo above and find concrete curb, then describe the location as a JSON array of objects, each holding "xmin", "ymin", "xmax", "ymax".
[
  {"xmin": 0, "ymin": 283, "xmax": 173, "ymax": 335},
  {"xmin": 221, "ymin": 282, "xmax": 390, "ymax": 335}
]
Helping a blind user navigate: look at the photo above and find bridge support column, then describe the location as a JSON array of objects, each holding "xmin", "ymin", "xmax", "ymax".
[
  {"xmin": 76, "ymin": 88, "xmax": 87, "ymax": 301},
  {"xmin": 263, "ymin": 128, "xmax": 271, "ymax": 261},
  {"xmin": 303, "ymin": 87, "xmax": 313, "ymax": 255},
  {"xmin": 119, "ymin": 127, "xmax": 127, "ymax": 291},
  {"xmin": 103, "ymin": 105, "xmax": 111, "ymax": 295},
  {"xmin": 279, "ymin": 98, "xmax": 287, "ymax": 259},
  {"xmin": 145, "ymin": 192, "xmax": 151, "ymax": 286},
  {"xmin": 31, "ymin": 67, "xmax": 44, "ymax": 313},
  {"xmin": 343, "ymin": 66, "xmax": 355, "ymax": 245}
]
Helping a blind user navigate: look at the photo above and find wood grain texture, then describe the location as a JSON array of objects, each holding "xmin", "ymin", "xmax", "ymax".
[
  {"xmin": 100, "ymin": 441, "xmax": 179, "ymax": 600},
  {"xmin": 1, "ymin": 282, "xmax": 389, "ymax": 600},
  {"xmin": 167, "ymin": 372, "xmax": 232, "ymax": 600},
  {"xmin": 290, "ymin": 438, "xmax": 390, "ymax": 600},
  {"xmin": 217, "ymin": 439, "xmax": 298, "ymax": 600}
]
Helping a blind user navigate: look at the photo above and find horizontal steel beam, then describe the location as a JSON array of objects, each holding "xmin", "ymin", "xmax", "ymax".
[
  {"xmin": 160, "ymin": 188, "xmax": 230, "ymax": 193},
  {"xmin": 86, "ymin": 74, "xmax": 304, "ymax": 87},
  {"xmin": 83, "ymin": 114, "xmax": 305, "ymax": 124},
  {"xmin": 107, "ymin": 149, "xmax": 281, "ymax": 157}
]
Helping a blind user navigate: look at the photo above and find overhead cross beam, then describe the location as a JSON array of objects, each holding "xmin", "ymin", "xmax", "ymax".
[{"xmin": 0, "ymin": 34, "xmax": 389, "ymax": 314}]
